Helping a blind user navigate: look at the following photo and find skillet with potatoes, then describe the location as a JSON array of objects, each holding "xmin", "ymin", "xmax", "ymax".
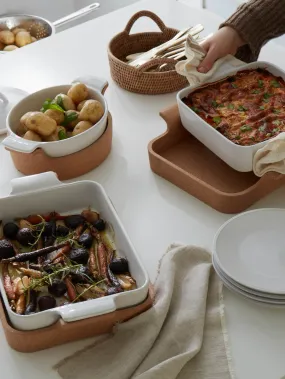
[{"xmin": 17, "ymin": 83, "xmax": 105, "ymax": 142}]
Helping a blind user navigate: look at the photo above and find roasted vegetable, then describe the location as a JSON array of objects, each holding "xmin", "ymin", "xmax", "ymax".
[
  {"xmin": 69, "ymin": 248, "xmax": 89, "ymax": 264},
  {"xmin": 25, "ymin": 290, "xmax": 38, "ymax": 315},
  {"xmin": 16, "ymin": 228, "xmax": 35, "ymax": 246},
  {"xmin": 0, "ymin": 240, "xmax": 15, "ymax": 260},
  {"xmin": 2, "ymin": 264, "xmax": 15, "ymax": 300},
  {"xmin": 54, "ymin": 94, "xmax": 76, "ymax": 111},
  {"xmin": 56, "ymin": 224, "xmax": 69, "ymax": 237},
  {"xmin": 65, "ymin": 277, "xmax": 77, "ymax": 302},
  {"xmin": 3, "ymin": 222, "xmax": 19, "ymax": 240},
  {"xmin": 0, "ymin": 30, "xmax": 15, "ymax": 45},
  {"xmin": 19, "ymin": 267, "xmax": 42, "ymax": 278},
  {"xmin": 64, "ymin": 215, "xmax": 85, "ymax": 229},
  {"xmin": 15, "ymin": 276, "xmax": 30, "ymax": 295},
  {"xmin": 44, "ymin": 109, "xmax": 65, "ymax": 125},
  {"xmin": 107, "ymin": 286, "xmax": 123, "ymax": 296},
  {"xmin": 48, "ymin": 279, "xmax": 67, "ymax": 297},
  {"xmin": 23, "ymin": 130, "xmax": 42, "ymax": 141},
  {"xmin": 81, "ymin": 209, "xmax": 99, "ymax": 224},
  {"xmin": 93, "ymin": 218, "xmax": 106, "ymax": 231},
  {"xmin": 67, "ymin": 83, "xmax": 88, "ymax": 104},
  {"xmin": 79, "ymin": 99, "xmax": 104, "ymax": 124},
  {"xmin": 97, "ymin": 242, "xmax": 109, "ymax": 283},
  {"xmin": 109, "ymin": 258, "xmax": 129, "ymax": 274},
  {"xmin": 78, "ymin": 233, "xmax": 93, "ymax": 248},
  {"xmin": 72, "ymin": 121, "xmax": 93, "ymax": 136},
  {"xmin": 15, "ymin": 31, "xmax": 32, "ymax": 47},
  {"xmin": 38, "ymin": 295, "xmax": 56, "ymax": 311},
  {"xmin": 70, "ymin": 266, "xmax": 92, "ymax": 283},
  {"xmin": 16, "ymin": 294, "xmax": 26, "ymax": 314}
]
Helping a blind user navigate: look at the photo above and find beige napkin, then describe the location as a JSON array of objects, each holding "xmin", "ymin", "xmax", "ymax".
[
  {"xmin": 253, "ymin": 132, "xmax": 285, "ymax": 176},
  {"xmin": 55, "ymin": 244, "xmax": 234, "ymax": 379},
  {"xmin": 176, "ymin": 35, "xmax": 244, "ymax": 87}
]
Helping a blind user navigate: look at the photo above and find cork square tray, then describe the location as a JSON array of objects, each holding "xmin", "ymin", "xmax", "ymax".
[{"xmin": 148, "ymin": 105, "xmax": 285, "ymax": 214}]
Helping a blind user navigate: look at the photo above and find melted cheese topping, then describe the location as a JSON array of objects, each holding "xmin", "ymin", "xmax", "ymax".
[{"xmin": 183, "ymin": 69, "xmax": 285, "ymax": 146}]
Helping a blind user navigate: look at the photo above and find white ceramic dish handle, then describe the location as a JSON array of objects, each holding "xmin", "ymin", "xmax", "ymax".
[
  {"xmin": 58, "ymin": 296, "xmax": 116, "ymax": 322},
  {"xmin": 2, "ymin": 134, "xmax": 42, "ymax": 153},
  {"xmin": 72, "ymin": 75, "xmax": 108, "ymax": 94},
  {"xmin": 10, "ymin": 172, "xmax": 61, "ymax": 195}
]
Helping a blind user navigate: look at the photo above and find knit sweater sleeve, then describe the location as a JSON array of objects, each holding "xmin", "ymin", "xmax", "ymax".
[{"xmin": 220, "ymin": 0, "xmax": 285, "ymax": 62}]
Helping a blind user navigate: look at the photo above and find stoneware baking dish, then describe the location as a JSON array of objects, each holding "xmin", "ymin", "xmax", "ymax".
[
  {"xmin": 0, "ymin": 172, "xmax": 149, "ymax": 331},
  {"xmin": 2, "ymin": 76, "xmax": 108, "ymax": 157},
  {"xmin": 177, "ymin": 61, "xmax": 285, "ymax": 172}
]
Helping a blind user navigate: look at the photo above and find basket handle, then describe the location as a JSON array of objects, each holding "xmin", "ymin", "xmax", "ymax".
[
  {"xmin": 138, "ymin": 57, "xmax": 177, "ymax": 73},
  {"xmin": 124, "ymin": 10, "xmax": 167, "ymax": 35}
]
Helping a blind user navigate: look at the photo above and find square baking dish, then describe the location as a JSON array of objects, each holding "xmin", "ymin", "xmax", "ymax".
[
  {"xmin": 0, "ymin": 172, "xmax": 149, "ymax": 331},
  {"xmin": 177, "ymin": 61, "xmax": 285, "ymax": 172}
]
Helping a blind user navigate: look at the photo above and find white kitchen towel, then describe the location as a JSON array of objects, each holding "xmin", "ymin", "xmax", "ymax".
[
  {"xmin": 55, "ymin": 244, "xmax": 234, "ymax": 379},
  {"xmin": 176, "ymin": 35, "xmax": 244, "ymax": 87},
  {"xmin": 253, "ymin": 132, "xmax": 285, "ymax": 176}
]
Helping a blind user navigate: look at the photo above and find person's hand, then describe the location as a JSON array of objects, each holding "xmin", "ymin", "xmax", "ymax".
[{"xmin": 198, "ymin": 27, "xmax": 245, "ymax": 73}]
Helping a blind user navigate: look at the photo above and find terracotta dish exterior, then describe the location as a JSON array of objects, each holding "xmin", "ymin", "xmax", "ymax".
[
  {"xmin": 148, "ymin": 105, "xmax": 285, "ymax": 214},
  {"xmin": 7, "ymin": 112, "xmax": 112, "ymax": 180}
]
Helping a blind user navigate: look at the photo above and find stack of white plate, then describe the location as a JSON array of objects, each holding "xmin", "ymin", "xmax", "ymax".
[{"xmin": 213, "ymin": 208, "xmax": 285, "ymax": 306}]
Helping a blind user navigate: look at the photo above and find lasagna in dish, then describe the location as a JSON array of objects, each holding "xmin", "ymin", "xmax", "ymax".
[{"xmin": 183, "ymin": 68, "xmax": 285, "ymax": 146}]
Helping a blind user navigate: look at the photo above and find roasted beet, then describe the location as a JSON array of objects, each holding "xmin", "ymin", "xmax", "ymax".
[
  {"xmin": 78, "ymin": 233, "xmax": 93, "ymax": 248},
  {"xmin": 56, "ymin": 225, "xmax": 69, "ymax": 237},
  {"xmin": 70, "ymin": 266, "xmax": 92, "ymax": 283},
  {"xmin": 93, "ymin": 219, "xmax": 106, "ymax": 231},
  {"xmin": 42, "ymin": 222, "xmax": 54, "ymax": 237},
  {"xmin": 69, "ymin": 248, "xmax": 89, "ymax": 264},
  {"xmin": 38, "ymin": 295, "xmax": 56, "ymax": 311},
  {"xmin": 0, "ymin": 239, "xmax": 15, "ymax": 260},
  {"xmin": 25, "ymin": 290, "xmax": 38, "ymax": 315},
  {"xmin": 64, "ymin": 215, "xmax": 85, "ymax": 229},
  {"xmin": 3, "ymin": 222, "xmax": 19, "ymax": 240},
  {"xmin": 16, "ymin": 228, "xmax": 35, "ymax": 246},
  {"xmin": 43, "ymin": 235, "xmax": 55, "ymax": 248},
  {"xmin": 107, "ymin": 287, "xmax": 123, "ymax": 296},
  {"xmin": 48, "ymin": 279, "xmax": 67, "ymax": 297},
  {"xmin": 109, "ymin": 258, "xmax": 129, "ymax": 274}
]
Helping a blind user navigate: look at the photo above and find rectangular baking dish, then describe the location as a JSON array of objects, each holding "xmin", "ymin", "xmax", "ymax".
[
  {"xmin": 177, "ymin": 61, "xmax": 285, "ymax": 172},
  {"xmin": 0, "ymin": 172, "xmax": 149, "ymax": 331}
]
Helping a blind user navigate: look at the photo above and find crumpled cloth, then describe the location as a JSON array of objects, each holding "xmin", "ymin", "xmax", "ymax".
[
  {"xmin": 55, "ymin": 244, "xmax": 234, "ymax": 379},
  {"xmin": 253, "ymin": 132, "xmax": 285, "ymax": 176},
  {"xmin": 175, "ymin": 34, "xmax": 244, "ymax": 87}
]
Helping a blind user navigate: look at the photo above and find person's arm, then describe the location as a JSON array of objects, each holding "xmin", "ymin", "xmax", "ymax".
[{"xmin": 198, "ymin": 0, "xmax": 285, "ymax": 73}]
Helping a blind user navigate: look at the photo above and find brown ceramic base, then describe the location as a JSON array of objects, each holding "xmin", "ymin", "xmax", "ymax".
[
  {"xmin": 148, "ymin": 105, "xmax": 285, "ymax": 214},
  {"xmin": 0, "ymin": 289, "xmax": 153, "ymax": 353},
  {"xmin": 7, "ymin": 113, "xmax": 113, "ymax": 181}
]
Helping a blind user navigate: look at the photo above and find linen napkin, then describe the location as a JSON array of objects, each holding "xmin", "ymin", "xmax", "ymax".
[
  {"xmin": 175, "ymin": 35, "xmax": 244, "ymax": 87},
  {"xmin": 55, "ymin": 244, "xmax": 234, "ymax": 379},
  {"xmin": 253, "ymin": 132, "xmax": 285, "ymax": 176}
]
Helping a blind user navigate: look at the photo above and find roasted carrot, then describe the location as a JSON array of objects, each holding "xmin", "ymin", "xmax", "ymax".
[
  {"xmin": 51, "ymin": 244, "xmax": 71, "ymax": 263},
  {"xmin": 97, "ymin": 242, "xmax": 110, "ymax": 283},
  {"xmin": 15, "ymin": 276, "xmax": 30, "ymax": 295},
  {"xmin": 65, "ymin": 277, "xmax": 77, "ymax": 302},
  {"xmin": 88, "ymin": 244, "xmax": 97, "ymax": 275},
  {"xmin": 74, "ymin": 224, "xmax": 85, "ymax": 239},
  {"xmin": 19, "ymin": 268, "xmax": 42, "ymax": 279},
  {"xmin": 16, "ymin": 293, "xmax": 26, "ymax": 314},
  {"xmin": 3, "ymin": 264, "xmax": 15, "ymax": 300}
]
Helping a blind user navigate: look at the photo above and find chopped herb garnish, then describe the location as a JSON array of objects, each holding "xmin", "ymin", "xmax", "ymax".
[
  {"xmin": 259, "ymin": 106, "xmax": 265, "ymax": 110},
  {"xmin": 273, "ymin": 119, "xmax": 281, "ymax": 126},
  {"xmin": 273, "ymin": 109, "xmax": 281, "ymax": 114},
  {"xmin": 263, "ymin": 93, "xmax": 272, "ymax": 99},
  {"xmin": 271, "ymin": 80, "xmax": 280, "ymax": 88},
  {"xmin": 238, "ymin": 105, "xmax": 247, "ymax": 111},
  {"xmin": 250, "ymin": 136, "xmax": 255, "ymax": 141},
  {"xmin": 259, "ymin": 125, "xmax": 266, "ymax": 132},
  {"xmin": 218, "ymin": 103, "xmax": 225, "ymax": 108},
  {"xmin": 213, "ymin": 117, "xmax": 221, "ymax": 124},
  {"xmin": 240, "ymin": 125, "xmax": 252, "ymax": 132},
  {"xmin": 252, "ymin": 89, "xmax": 261, "ymax": 94},
  {"xmin": 227, "ymin": 103, "xmax": 235, "ymax": 110},
  {"xmin": 191, "ymin": 106, "xmax": 199, "ymax": 113},
  {"xmin": 258, "ymin": 80, "xmax": 264, "ymax": 88},
  {"xmin": 272, "ymin": 128, "xmax": 280, "ymax": 133},
  {"xmin": 235, "ymin": 135, "xmax": 241, "ymax": 140},
  {"xmin": 232, "ymin": 83, "xmax": 238, "ymax": 88},
  {"xmin": 212, "ymin": 100, "xmax": 218, "ymax": 108}
]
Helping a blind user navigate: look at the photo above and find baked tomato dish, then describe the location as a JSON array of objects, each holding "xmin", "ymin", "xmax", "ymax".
[{"xmin": 183, "ymin": 68, "xmax": 285, "ymax": 146}]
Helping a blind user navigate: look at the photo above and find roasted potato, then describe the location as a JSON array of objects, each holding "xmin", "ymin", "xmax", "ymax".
[
  {"xmin": 44, "ymin": 109, "xmax": 64, "ymax": 125},
  {"xmin": 0, "ymin": 30, "xmax": 15, "ymax": 45},
  {"xmin": 54, "ymin": 94, "xmax": 76, "ymax": 111},
  {"xmin": 31, "ymin": 36, "xmax": 37, "ymax": 43},
  {"xmin": 25, "ymin": 112, "xmax": 57, "ymax": 137},
  {"xmin": 64, "ymin": 110, "xmax": 80, "ymax": 129},
  {"xmin": 12, "ymin": 27, "xmax": 27, "ymax": 35},
  {"xmin": 72, "ymin": 121, "xmax": 93, "ymax": 136},
  {"xmin": 77, "ymin": 100, "xmax": 88, "ymax": 112},
  {"xmin": 23, "ymin": 131, "xmax": 42, "ymax": 142},
  {"xmin": 20, "ymin": 111, "xmax": 34, "ymax": 127},
  {"xmin": 0, "ymin": 41, "xmax": 5, "ymax": 50},
  {"xmin": 15, "ymin": 31, "xmax": 32, "ymax": 47},
  {"xmin": 79, "ymin": 100, "xmax": 104, "ymax": 124},
  {"xmin": 67, "ymin": 83, "xmax": 88, "ymax": 105},
  {"xmin": 3, "ymin": 45, "xmax": 18, "ymax": 52}
]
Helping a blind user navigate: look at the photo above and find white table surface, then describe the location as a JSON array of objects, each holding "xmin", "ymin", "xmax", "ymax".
[{"xmin": 0, "ymin": 1, "xmax": 285, "ymax": 378}]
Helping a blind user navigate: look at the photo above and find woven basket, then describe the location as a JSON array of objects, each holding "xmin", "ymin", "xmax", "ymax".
[{"xmin": 108, "ymin": 10, "xmax": 188, "ymax": 95}]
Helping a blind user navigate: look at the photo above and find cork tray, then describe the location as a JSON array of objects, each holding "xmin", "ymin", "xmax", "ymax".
[
  {"xmin": 148, "ymin": 105, "xmax": 285, "ymax": 214},
  {"xmin": 0, "ymin": 289, "xmax": 153, "ymax": 353},
  {"xmin": 7, "ymin": 113, "xmax": 113, "ymax": 181}
]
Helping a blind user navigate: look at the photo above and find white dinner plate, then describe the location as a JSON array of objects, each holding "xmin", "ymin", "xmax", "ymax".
[
  {"xmin": 214, "ymin": 209, "xmax": 285, "ymax": 295},
  {"xmin": 213, "ymin": 254, "xmax": 285, "ymax": 300},
  {"xmin": 212, "ymin": 255, "xmax": 285, "ymax": 306}
]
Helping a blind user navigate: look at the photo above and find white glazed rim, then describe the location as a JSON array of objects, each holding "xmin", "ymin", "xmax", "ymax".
[
  {"xmin": 213, "ymin": 208, "xmax": 285, "ymax": 295},
  {"xmin": 6, "ymin": 84, "xmax": 108, "ymax": 147},
  {"xmin": 177, "ymin": 61, "xmax": 284, "ymax": 150}
]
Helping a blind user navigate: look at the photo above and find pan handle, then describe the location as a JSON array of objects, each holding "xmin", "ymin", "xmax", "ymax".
[{"xmin": 53, "ymin": 2, "xmax": 100, "ymax": 29}]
